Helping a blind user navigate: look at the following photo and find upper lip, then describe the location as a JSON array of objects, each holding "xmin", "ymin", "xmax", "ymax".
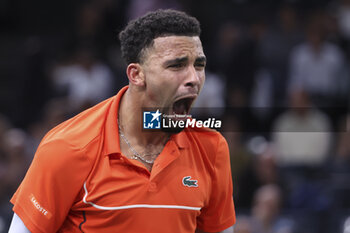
[{"xmin": 173, "ymin": 94, "xmax": 198, "ymax": 103}]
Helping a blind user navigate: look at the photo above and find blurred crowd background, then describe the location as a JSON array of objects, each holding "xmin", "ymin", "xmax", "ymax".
[{"xmin": 0, "ymin": 0, "xmax": 350, "ymax": 232}]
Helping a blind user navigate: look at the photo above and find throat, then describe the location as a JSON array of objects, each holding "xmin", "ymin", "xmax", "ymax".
[{"xmin": 118, "ymin": 120, "xmax": 169, "ymax": 171}]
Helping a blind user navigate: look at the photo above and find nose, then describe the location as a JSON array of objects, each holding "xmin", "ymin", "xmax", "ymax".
[{"xmin": 185, "ymin": 65, "xmax": 202, "ymax": 89}]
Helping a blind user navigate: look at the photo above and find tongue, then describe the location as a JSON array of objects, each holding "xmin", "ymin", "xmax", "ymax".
[{"xmin": 173, "ymin": 100, "xmax": 187, "ymax": 114}]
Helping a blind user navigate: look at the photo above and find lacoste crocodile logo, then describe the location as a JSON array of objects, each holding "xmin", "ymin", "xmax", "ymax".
[{"xmin": 182, "ymin": 176, "xmax": 198, "ymax": 187}]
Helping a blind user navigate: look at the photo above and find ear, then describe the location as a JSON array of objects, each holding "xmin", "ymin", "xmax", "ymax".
[{"xmin": 126, "ymin": 63, "xmax": 145, "ymax": 86}]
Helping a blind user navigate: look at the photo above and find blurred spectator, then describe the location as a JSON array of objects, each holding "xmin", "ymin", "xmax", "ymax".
[
  {"xmin": 26, "ymin": 98, "xmax": 70, "ymax": 153},
  {"xmin": 331, "ymin": 115, "xmax": 350, "ymax": 172},
  {"xmin": 330, "ymin": 0, "xmax": 350, "ymax": 61},
  {"xmin": 251, "ymin": 184, "xmax": 295, "ymax": 233},
  {"xmin": 222, "ymin": 116, "xmax": 253, "ymax": 206},
  {"xmin": 234, "ymin": 215, "xmax": 253, "ymax": 233},
  {"xmin": 211, "ymin": 20, "xmax": 260, "ymax": 108},
  {"xmin": 0, "ymin": 128, "xmax": 31, "ymax": 232},
  {"xmin": 329, "ymin": 115, "xmax": 350, "ymax": 211},
  {"xmin": 272, "ymin": 89, "xmax": 332, "ymax": 167},
  {"xmin": 210, "ymin": 21, "xmax": 242, "ymax": 76},
  {"xmin": 337, "ymin": 0, "xmax": 350, "ymax": 40},
  {"xmin": 288, "ymin": 12, "xmax": 348, "ymax": 107},
  {"xmin": 0, "ymin": 115, "xmax": 12, "ymax": 233},
  {"xmin": 0, "ymin": 114, "xmax": 11, "ymax": 145},
  {"xmin": 73, "ymin": 0, "xmax": 126, "ymax": 51},
  {"xmin": 0, "ymin": 115, "xmax": 13, "ymax": 200},
  {"xmin": 236, "ymin": 184, "xmax": 295, "ymax": 233},
  {"xmin": 250, "ymin": 68, "xmax": 274, "ymax": 124},
  {"xmin": 51, "ymin": 44, "xmax": 114, "ymax": 113},
  {"xmin": 76, "ymin": 2, "xmax": 104, "ymax": 40},
  {"xmin": 250, "ymin": 4, "xmax": 303, "ymax": 129},
  {"xmin": 223, "ymin": 117, "xmax": 252, "ymax": 180},
  {"xmin": 272, "ymin": 90, "xmax": 333, "ymax": 233},
  {"xmin": 257, "ymin": 4, "xmax": 303, "ymax": 106},
  {"xmin": 237, "ymin": 141, "xmax": 280, "ymax": 210},
  {"xmin": 342, "ymin": 216, "xmax": 350, "ymax": 233},
  {"xmin": 0, "ymin": 128, "xmax": 31, "ymax": 189}
]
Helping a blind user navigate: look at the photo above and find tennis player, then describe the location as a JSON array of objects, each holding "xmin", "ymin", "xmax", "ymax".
[{"xmin": 9, "ymin": 9, "xmax": 235, "ymax": 233}]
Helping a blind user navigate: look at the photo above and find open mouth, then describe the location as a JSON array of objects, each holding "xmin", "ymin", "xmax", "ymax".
[{"xmin": 172, "ymin": 96, "xmax": 196, "ymax": 115}]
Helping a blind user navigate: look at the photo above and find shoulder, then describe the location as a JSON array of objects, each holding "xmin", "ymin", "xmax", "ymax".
[
  {"xmin": 186, "ymin": 126, "xmax": 225, "ymax": 143},
  {"xmin": 184, "ymin": 127, "xmax": 229, "ymax": 162}
]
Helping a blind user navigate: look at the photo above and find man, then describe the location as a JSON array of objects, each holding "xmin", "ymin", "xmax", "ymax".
[{"xmin": 9, "ymin": 9, "xmax": 235, "ymax": 233}]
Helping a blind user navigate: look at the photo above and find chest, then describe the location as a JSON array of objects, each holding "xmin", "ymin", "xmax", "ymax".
[{"xmin": 66, "ymin": 146, "xmax": 212, "ymax": 232}]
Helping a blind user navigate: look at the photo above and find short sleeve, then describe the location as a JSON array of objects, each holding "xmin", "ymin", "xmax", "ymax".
[
  {"xmin": 10, "ymin": 139, "xmax": 93, "ymax": 233},
  {"xmin": 197, "ymin": 135, "xmax": 236, "ymax": 232}
]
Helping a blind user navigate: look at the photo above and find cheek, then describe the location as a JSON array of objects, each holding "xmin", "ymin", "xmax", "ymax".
[
  {"xmin": 200, "ymin": 72, "xmax": 206, "ymax": 82},
  {"xmin": 199, "ymin": 72, "xmax": 206, "ymax": 87},
  {"xmin": 146, "ymin": 80, "xmax": 175, "ymax": 105},
  {"xmin": 157, "ymin": 71, "xmax": 185, "ymax": 92}
]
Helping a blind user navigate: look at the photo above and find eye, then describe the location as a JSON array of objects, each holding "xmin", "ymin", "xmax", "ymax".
[
  {"xmin": 194, "ymin": 62, "xmax": 206, "ymax": 70},
  {"xmin": 168, "ymin": 63, "xmax": 185, "ymax": 69}
]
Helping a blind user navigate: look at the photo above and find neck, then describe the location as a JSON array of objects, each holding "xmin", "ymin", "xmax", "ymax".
[{"xmin": 119, "ymin": 87, "xmax": 170, "ymax": 147}]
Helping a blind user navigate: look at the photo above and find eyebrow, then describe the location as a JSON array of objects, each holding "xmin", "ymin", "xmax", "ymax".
[
  {"xmin": 163, "ymin": 57, "xmax": 188, "ymax": 67},
  {"xmin": 195, "ymin": 56, "xmax": 207, "ymax": 63},
  {"xmin": 163, "ymin": 56, "xmax": 207, "ymax": 67}
]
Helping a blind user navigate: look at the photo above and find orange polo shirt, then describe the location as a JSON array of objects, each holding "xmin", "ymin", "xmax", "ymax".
[{"xmin": 11, "ymin": 86, "xmax": 235, "ymax": 233}]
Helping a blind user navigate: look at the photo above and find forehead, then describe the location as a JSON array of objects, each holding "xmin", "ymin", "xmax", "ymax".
[{"xmin": 144, "ymin": 36, "xmax": 204, "ymax": 62}]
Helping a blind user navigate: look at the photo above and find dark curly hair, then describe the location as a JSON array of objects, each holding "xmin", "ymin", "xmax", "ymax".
[{"xmin": 119, "ymin": 9, "xmax": 201, "ymax": 64}]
